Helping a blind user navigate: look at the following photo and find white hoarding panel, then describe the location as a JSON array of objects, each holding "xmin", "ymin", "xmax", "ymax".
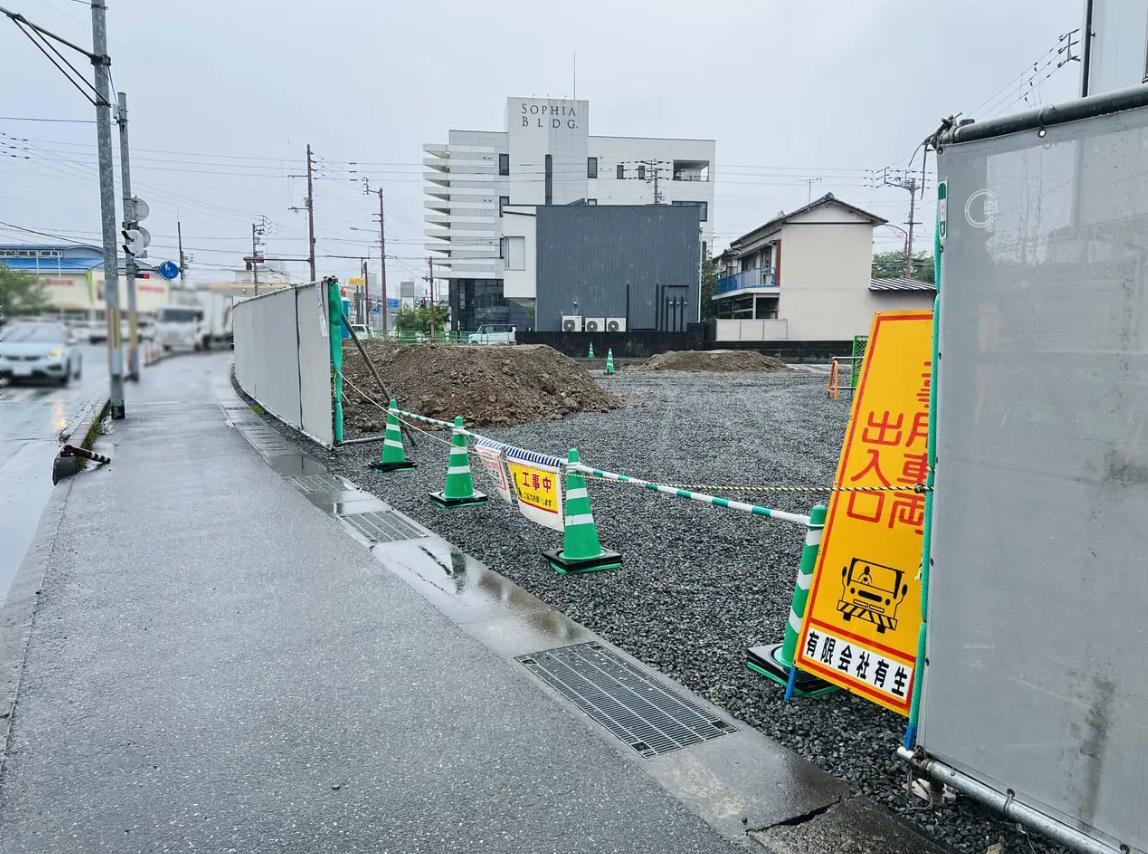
[
  {"xmin": 232, "ymin": 283, "xmax": 332, "ymax": 447},
  {"xmin": 925, "ymin": 107, "xmax": 1148, "ymax": 853}
]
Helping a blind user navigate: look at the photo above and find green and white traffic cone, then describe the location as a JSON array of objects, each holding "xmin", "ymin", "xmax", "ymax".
[
  {"xmin": 543, "ymin": 448, "xmax": 622, "ymax": 574},
  {"xmin": 606, "ymin": 348, "xmax": 615, "ymax": 375},
  {"xmin": 429, "ymin": 416, "xmax": 487, "ymax": 508},
  {"xmin": 747, "ymin": 504, "xmax": 836, "ymax": 697},
  {"xmin": 588, "ymin": 342, "xmax": 595, "ymax": 360},
  {"xmin": 370, "ymin": 400, "xmax": 416, "ymax": 472}
]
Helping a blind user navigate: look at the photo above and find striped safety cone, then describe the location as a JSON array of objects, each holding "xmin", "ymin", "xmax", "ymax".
[
  {"xmin": 588, "ymin": 342, "xmax": 595, "ymax": 360},
  {"xmin": 370, "ymin": 400, "xmax": 416, "ymax": 472},
  {"xmin": 746, "ymin": 504, "xmax": 836, "ymax": 697},
  {"xmin": 606, "ymin": 348, "xmax": 615, "ymax": 375},
  {"xmin": 429, "ymin": 416, "xmax": 487, "ymax": 508},
  {"xmin": 543, "ymin": 448, "xmax": 623, "ymax": 574}
]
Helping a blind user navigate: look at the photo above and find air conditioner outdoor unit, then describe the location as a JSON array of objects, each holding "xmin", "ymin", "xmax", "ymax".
[
  {"xmin": 584, "ymin": 317, "xmax": 605, "ymax": 333},
  {"xmin": 606, "ymin": 317, "xmax": 627, "ymax": 332},
  {"xmin": 561, "ymin": 315, "xmax": 583, "ymax": 332}
]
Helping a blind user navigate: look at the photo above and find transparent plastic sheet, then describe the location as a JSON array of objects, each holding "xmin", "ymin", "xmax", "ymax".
[{"xmin": 924, "ymin": 107, "xmax": 1148, "ymax": 853}]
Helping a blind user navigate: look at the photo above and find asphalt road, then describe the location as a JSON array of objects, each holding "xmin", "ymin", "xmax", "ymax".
[{"xmin": 0, "ymin": 343, "xmax": 108, "ymax": 605}]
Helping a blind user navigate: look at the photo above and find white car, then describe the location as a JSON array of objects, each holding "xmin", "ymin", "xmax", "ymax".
[
  {"xmin": 467, "ymin": 324, "xmax": 516, "ymax": 345},
  {"xmin": 0, "ymin": 320, "xmax": 83, "ymax": 385},
  {"xmin": 347, "ymin": 323, "xmax": 374, "ymax": 340}
]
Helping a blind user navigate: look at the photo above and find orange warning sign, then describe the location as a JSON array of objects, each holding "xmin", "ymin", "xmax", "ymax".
[{"xmin": 795, "ymin": 311, "xmax": 933, "ymax": 715}]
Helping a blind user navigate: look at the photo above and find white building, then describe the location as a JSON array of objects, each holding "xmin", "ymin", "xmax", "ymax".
[
  {"xmin": 424, "ymin": 97, "xmax": 714, "ymax": 330},
  {"xmin": 712, "ymin": 194, "xmax": 935, "ymax": 343}
]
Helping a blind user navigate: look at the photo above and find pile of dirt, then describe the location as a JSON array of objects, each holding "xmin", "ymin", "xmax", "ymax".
[
  {"xmin": 634, "ymin": 350, "xmax": 788, "ymax": 373},
  {"xmin": 341, "ymin": 342, "xmax": 621, "ymax": 430}
]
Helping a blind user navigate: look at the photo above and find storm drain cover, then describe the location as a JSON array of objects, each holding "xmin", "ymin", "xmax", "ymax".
[
  {"xmin": 226, "ymin": 415, "xmax": 294, "ymax": 457},
  {"xmin": 517, "ymin": 642, "xmax": 734, "ymax": 757},
  {"xmin": 289, "ymin": 473, "xmax": 346, "ymax": 494},
  {"xmin": 340, "ymin": 510, "xmax": 427, "ymax": 543}
]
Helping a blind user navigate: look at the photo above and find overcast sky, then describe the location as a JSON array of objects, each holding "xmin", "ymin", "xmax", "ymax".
[{"xmin": 1, "ymin": 0, "xmax": 1082, "ymax": 289}]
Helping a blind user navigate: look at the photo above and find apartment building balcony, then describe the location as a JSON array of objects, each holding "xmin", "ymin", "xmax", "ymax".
[
  {"xmin": 672, "ymin": 159, "xmax": 710, "ymax": 182},
  {"xmin": 715, "ymin": 266, "xmax": 778, "ymax": 296}
]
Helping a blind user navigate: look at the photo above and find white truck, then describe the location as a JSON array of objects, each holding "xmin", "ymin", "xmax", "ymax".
[
  {"xmin": 197, "ymin": 290, "xmax": 233, "ymax": 350},
  {"xmin": 155, "ymin": 290, "xmax": 233, "ymax": 351}
]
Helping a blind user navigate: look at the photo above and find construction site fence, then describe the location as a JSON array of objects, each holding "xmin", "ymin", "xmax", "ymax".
[
  {"xmin": 234, "ymin": 281, "xmax": 333, "ymax": 446},
  {"xmin": 386, "ymin": 406, "xmax": 815, "ymax": 529}
]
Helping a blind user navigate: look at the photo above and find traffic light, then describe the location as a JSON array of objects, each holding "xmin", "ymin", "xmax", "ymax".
[{"xmin": 121, "ymin": 196, "xmax": 150, "ymax": 260}]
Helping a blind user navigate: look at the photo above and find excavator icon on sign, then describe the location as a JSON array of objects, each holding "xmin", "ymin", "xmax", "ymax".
[{"xmin": 837, "ymin": 557, "xmax": 910, "ymax": 634}]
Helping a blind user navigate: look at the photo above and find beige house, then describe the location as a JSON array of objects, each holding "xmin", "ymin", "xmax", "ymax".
[{"xmin": 712, "ymin": 194, "xmax": 934, "ymax": 342}]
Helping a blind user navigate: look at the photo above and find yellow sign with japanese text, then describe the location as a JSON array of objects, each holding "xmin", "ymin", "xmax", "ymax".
[
  {"xmin": 795, "ymin": 310, "xmax": 933, "ymax": 715},
  {"xmin": 506, "ymin": 455, "xmax": 564, "ymax": 532}
]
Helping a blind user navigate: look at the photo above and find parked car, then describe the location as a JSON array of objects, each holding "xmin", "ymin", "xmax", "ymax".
[
  {"xmin": 467, "ymin": 324, "xmax": 516, "ymax": 345},
  {"xmin": 0, "ymin": 320, "xmax": 82, "ymax": 385},
  {"xmin": 347, "ymin": 323, "xmax": 374, "ymax": 339}
]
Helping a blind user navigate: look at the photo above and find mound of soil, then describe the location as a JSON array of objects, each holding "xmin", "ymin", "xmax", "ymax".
[
  {"xmin": 635, "ymin": 350, "xmax": 788, "ymax": 373},
  {"xmin": 341, "ymin": 342, "xmax": 621, "ymax": 430}
]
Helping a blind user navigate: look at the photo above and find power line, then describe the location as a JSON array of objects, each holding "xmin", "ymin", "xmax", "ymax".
[{"xmin": 0, "ymin": 115, "xmax": 95, "ymax": 123}]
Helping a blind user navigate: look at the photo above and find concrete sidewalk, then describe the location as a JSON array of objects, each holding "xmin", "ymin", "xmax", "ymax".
[{"xmin": 0, "ymin": 353, "xmax": 944, "ymax": 853}]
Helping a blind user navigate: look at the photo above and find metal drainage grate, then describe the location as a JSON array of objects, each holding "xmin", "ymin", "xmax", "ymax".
[
  {"xmin": 517, "ymin": 642, "xmax": 734, "ymax": 758},
  {"xmin": 340, "ymin": 510, "xmax": 427, "ymax": 544},
  {"xmin": 290, "ymin": 473, "xmax": 346, "ymax": 495},
  {"xmin": 230, "ymin": 421, "xmax": 294, "ymax": 457}
]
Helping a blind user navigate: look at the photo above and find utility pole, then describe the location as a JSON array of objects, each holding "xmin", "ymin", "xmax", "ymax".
[
  {"xmin": 377, "ymin": 188, "xmax": 388, "ymax": 334},
  {"xmin": 878, "ymin": 168, "xmax": 921, "ymax": 276},
  {"xmin": 250, "ymin": 222, "xmax": 261, "ymax": 296},
  {"xmin": 248, "ymin": 216, "xmax": 266, "ymax": 295},
  {"xmin": 361, "ymin": 180, "xmax": 389, "ymax": 334},
  {"xmin": 426, "ymin": 256, "xmax": 435, "ymax": 343},
  {"xmin": 115, "ymin": 90, "xmax": 140, "ymax": 382},
  {"xmin": 176, "ymin": 220, "xmax": 186, "ymax": 286},
  {"xmin": 806, "ymin": 177, "xmax": 823, "ymax": 204},
  {"xmin": 90, "ymin": 0, "xmax": 124, "ymax": 418},
  {"xmin": 361, "ymin": 258, "xmax": 368, "ymax": 324},
  {"xmin": 305, "ymin": 144, "xmax": 316, "ymax": 281},
  {"xmin": 290, "ymin": 145, "xmax": 317, "ymax": 282},
  {"xmin": 631, "ymin": 159, "xmax": 669, "ymax": 204},
  {"xmin": 905, "ymin": 181, "xmax": 918, "ymax": 277}
]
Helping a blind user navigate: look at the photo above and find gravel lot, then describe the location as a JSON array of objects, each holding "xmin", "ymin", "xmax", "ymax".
[{"xmin": 289, "ymin": 368, "xmax": 1062, "ymax": 854}]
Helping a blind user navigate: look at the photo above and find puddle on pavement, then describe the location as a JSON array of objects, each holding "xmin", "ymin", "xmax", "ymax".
[
  {"xmin": 265, "ymin": 452, "xmax": 329, "ymax": 477},
  {"xmin": 256, "ymin": 445, "xmax": 587, "ymax": 656}
]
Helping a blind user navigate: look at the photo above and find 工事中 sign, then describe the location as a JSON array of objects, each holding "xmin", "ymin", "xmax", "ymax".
[
  {"xmin": 506, "ymin": 451, "xmax": 564, "ymax": 532},
  {"xmin": 795, "ymin": 310, "xmax": 933, "ymax": 715}
]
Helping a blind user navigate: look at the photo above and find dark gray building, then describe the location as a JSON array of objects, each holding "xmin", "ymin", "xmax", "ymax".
[{"xmin": 532, "ymin": 205, "xmax": 700, "ymax": 332}]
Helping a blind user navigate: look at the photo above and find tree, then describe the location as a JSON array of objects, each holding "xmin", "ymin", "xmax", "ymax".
[
  {"xmin": 871, "ymin": 250, "xmax": 934, "ymax": 284},
  {"xmin": 394, "ymin": 304, "xmax": 449, "ymax": 336},
  {"xmin": 700, "ymin": 251, "xmax": 718, "ymax": 320},
  {"xmin": 0, "ymin": 263, "xmax": 52, "ymax": 319}
]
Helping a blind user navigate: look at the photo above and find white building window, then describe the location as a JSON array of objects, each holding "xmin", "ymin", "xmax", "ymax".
[
  {"xmin": 587, "ymin": 157, "xmax": 598, "ymax": 178},
  {"xmin": 499, "ymin": 195, "xmax": 509, "ymax": 216},
  {"xmin": 502, "ymin": 236, "xmax": 525, "ymax": 271},
  {"xmin": 498, "ymin": 153, "xmax": 509, "ymax": 175},
  {"xmin": 616, "ymin": 164, "xmax": 624, "ymax": 179}
]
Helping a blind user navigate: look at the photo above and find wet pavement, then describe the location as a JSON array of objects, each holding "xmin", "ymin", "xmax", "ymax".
[
  {"xmin": 0, "ymin": 343, "xmax": 105, "ymax": 605},
  {"xmin": 0, "ymin": 352, "xmax": 744, "ymax": 853},
  {"xmin": 0, "ymin": 351, "xmax": 949, "ymax": 853}
]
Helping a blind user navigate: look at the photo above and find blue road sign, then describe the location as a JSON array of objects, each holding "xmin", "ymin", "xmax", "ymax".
[{"xmin": 158, "ymin": 260, "xmax": 180, "ymax": 280}]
